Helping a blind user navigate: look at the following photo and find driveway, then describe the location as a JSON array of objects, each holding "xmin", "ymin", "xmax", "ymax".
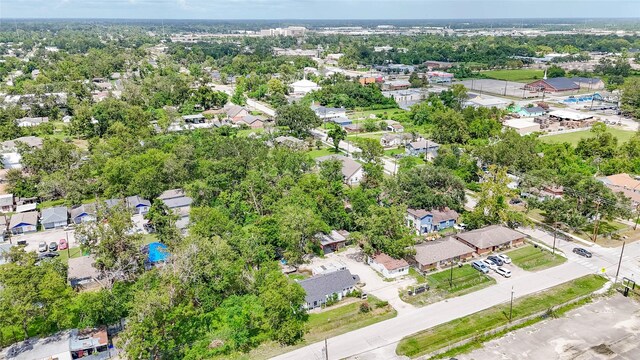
[
  {"xmin": 303, "ymin": 247, "xmax": 418, "ymax": 315},
  {"xmin": 8, "ymin": 227, "xmax": 77, "ymax": 252}
]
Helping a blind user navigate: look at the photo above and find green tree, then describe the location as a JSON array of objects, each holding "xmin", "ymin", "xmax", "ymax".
[
  {"xmin": 276, "ymin": 103, "xmax": 322, "ymax": 138},
  {"xmin": 355, "ymin": 205, "xmax": 415, "ymax": 258},
  {"xmin": 327, "ymin": 124, "xmax": 346, "ymax": 152}
]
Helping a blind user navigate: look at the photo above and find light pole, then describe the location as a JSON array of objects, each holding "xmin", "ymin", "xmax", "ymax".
[
  {"xmin": 615, "ymin": 241, "xmax": 626, "ymax": 284},
  {"xmin": 509, "ymin": 286, "xmax": 514, "ymax": 322},
  {"xmin": 552, "ymin": 222, "xmax": 559, "ymax": 255}
]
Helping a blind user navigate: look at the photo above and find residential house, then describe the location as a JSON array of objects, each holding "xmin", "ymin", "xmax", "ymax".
[
  {"xmin": 405, "ymin": 139, "xmax": 440, "ymax": 160},
  {"xmin": 273, "ymin": 136, "xmax": 305, "ymax": 149},
  {"xmin": 125, "ymin": 195, "xmax": 151, "ymax": 215},
  {"xmin": 598, "ymin": 173, "xmax": 640, "ymax": 206},
  {"xmin": 518, "ymin": 106, "xmax": 546, "ymax": 117},
  {"xmin": 68, "ymin": 255, "xmax": 102, "ymax": 289},
  {"xmin": 330, "ymin": 117, "xmax": 352, "ymax": 127},
  {"xmin": 70, "ymin": 203, "xmax": 97, "ymax": 224},
  {"xmin": 0, "ymin": 193, "xmax": 14, "ymax": 212},
  {"xmin": 9, "ymin": 211, "xmax": 38, "ymax": 234},
  {"xmin": 455, "ymin": 225, "xmax": 526, "ymax": 255},
  {"xmin": 1, "ymin": 136, "xmax": 43, "ymax": 169},
  {"xmin": 316, "ymin": 155, "xmax": 364, "ymax": 186},
  {"xmin": 524, "ymin": 77, "xmax": 580, "ymax": 92},
  {"xmin": 380, "ymin": 133, "xmax": 412, "ymax": 148},
  {"xmin": 158, "ymin": 189, "xmax": 193, "ymax": 230},
  {"xmin": 316, "ymin": 230, "xmax": 350, "ymax": 254},
  {"xmin": 312, "ymin": 105, "xmax": 347, "ymax": 121},
  {"xmin": 237, "ymin": 114, "xmax": 265, "ymax": 128},
  {"xmin": 41, "ymin": 206, "xmax": 68, "ymax": 230},
  {"xmin": 298, "ymin": 269, "xmax": 360, "ymax": 310},
  {"xmin": 15, "ymin": 203, "xmax": 37, "ymax": 213},
  {"xmin": 411, "ymin": 237, "xmax": 475, "ymax": 271},
  {"xmin": 406, "ymin": 207, "xmax": 460, "ymax": 234},
  {"xmin": 16, "ymin": 116, "xmax": 49, "ymax": 127},
  {"xmin": 290, "ymin": 79, "xmax": 320, "ymax": 95},
  {"xmin": 382, "ymin": 80, "xmax": 411, "ymax": 91},
  {"xmin": 224, "ymin": 104, "xmax": 250, "ymax": 122},
  {"xmin": 0, "ymin": 215, "xmax": 8, "ymax": 238},
  {"xmin": 384, "ymin": 120, "xmax": 404, "ymax": 133},
  {"xmin": 368, "ymin": 253, "xmax": 410, "ymax": 279}
]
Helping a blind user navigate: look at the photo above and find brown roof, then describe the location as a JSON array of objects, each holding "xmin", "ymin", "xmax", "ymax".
[
  {"xmin": 456, "ymin": 225, "xmax": 524, "ymax": 249},
  {"xmin": 371, "ymin": 253, "xmax": 409, "ymax": 271},
  {"xmin": 407, "ymin": 207, "xmax": 459, "ymax": 223},
  {"xmin": 605, "ymin": 173, "xmax": 640, "ymax": 189},
  {"xmin": 413, "ymin": 237, "xmax": 475, "ymax": 266}
]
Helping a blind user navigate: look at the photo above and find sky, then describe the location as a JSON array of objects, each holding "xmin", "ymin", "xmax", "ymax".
[{"xmin": 1, "ymin": 0, "xmax": 639, "ymax": 20}]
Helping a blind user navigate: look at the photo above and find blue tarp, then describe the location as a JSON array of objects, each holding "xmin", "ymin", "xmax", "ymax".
[{"xmin": 147, "ymin": 242, "xmax": 170, "ymax": 263}]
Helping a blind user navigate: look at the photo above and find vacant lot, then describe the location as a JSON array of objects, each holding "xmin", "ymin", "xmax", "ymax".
[
  {"xmin": 401, "ymin": 264, "xmax": 496, "ymax": 307},
  {"xmin": 306, "ymin": 148, "xmax": 336, "ymax": 159},
  {"xmin": 244, "ymin": 296, "xmax": 396, "ymax": 360},
  {"xmin": 540, "ymin": 127, "xmax": 635, "ymax": 147},
  {"xmin": 507, "ymin": 244, "xmax": 566, "ymax": 271},
  {"xmin": 396, "ymin": 275, "xmax": 607, "ymax": 358},
  {"xmin": 483, "ymin": 69, "xmax": 545, "ymax": 82}
]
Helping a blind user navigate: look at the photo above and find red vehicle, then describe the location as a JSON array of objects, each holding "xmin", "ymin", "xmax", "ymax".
[{"xmin": 58, "ymin": 238, "xmax": 68, "ymax": 250}]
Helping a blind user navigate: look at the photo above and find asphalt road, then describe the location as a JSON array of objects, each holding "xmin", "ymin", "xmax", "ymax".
[{"xmin": 273, "ymin": 234, "xmax": 640, "ymax": 360}]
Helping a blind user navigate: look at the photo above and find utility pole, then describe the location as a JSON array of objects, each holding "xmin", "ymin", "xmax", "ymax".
[
  {"xmin": 615, "ymin": 241, "xmax": 626, "ymax": 284},
  {"xmin": 509, "ymin": 286, "xmax": 514, "ymax": 322},
  {"xmin": 592, "ymin": 199, "xmax": 602, "ymax": 243},
  {"xmin": 66, "ymin": 231, "xmax": 70, "ymax": 258},
  {"xmin": 449, "ymin": 257, "xmax": 455, "ymax": 288},
  {"xmin": 324, "ymin": 338, "xmax": 329, "ymax": 360},
  {"xmin": 552, "ymin": 222, "xmax": 558, "ymax": 255},
  {"xmin": 634, "ymin": 204, "xmax": 639, "ymax": 231}
]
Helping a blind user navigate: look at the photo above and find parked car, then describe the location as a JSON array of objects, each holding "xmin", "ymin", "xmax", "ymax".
[
  {"xmin": 487, "ymin": 255, "xmax": 504, "ymax": 266},
  {"xmin": 38, "ymin": 252, "xmax": 60, "ymax": 260},
  {"xmin": 58, "ymin": 238, "xmax": 68, "ymax": 250},
  {"xmin": 498, "ymin": 254, "xmax": 512, "ymax": 264},
  {"xmin": 49, "ymin": 242, "xmax": 58, "ymax": 252},
  {"xmin": 496, "ymin": 267, "xmax": 512, "ymax": 278},
  {"xmin": 472, "ymin": 260, "xmax": 490, "ymax": 274},
  {"xmin": 573, "ymin": 247, "xmax": 592, "ymax": 258},
  {"xmin": 38, "ymin": 242, "xmax": 48, "ymax": 252},
  {"xmin": 482, "ymin": 259, "xmax": 498, "ymax": 271}
]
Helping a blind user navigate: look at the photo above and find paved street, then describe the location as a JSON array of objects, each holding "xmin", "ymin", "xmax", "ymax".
[
  {"xmin": 459, "ymin": 295, "xmax": 640, "ymax": 360},
  {"xmin": 274, "ymin": 231, "xmax": 640, "ymax": 360}
]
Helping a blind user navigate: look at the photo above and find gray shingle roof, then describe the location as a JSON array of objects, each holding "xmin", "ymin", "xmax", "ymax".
[
  {"xmin": 70, "ymin": 203, "xmax": 96, "ymax": 220},
  {"xmin": 298, "ymin": 269, "xmax": 359, "ymax": 305},
  {"xmin": 407, "ymin": 208, "xmax": 459, "ymax": 223},
  {"xmin": 455, "ymin": 225, "xmax": 525, "ymax": 249},
  {"xmin": 9, "ymin": 211, "xmax": 38, "ymax": 228},
  {"xmin": 162, "ymin": 196, "xmax": 192, "ymax": 209},
  {"xmin": 40, "ymin": 206, "xmax": 68, "ymax": 224},
  {"xmin": 315, "ymin": 155, "xmax": 362, "ymax": 180},
  {"xmin": 158, "ymin": 189, "xmax": 186, "ymax": 200},
  {"xmin": 413, "ymin": 237, "xmax": 475, "ymax": 266},
  {"xmin": 126, "ymin": 195, "xmax": 151, "ymax": 209}
]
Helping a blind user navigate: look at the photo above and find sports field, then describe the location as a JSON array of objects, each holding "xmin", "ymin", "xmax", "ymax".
[{"xmin": 483, "ymin": 69, "xmax": 545, "ymax": 83}]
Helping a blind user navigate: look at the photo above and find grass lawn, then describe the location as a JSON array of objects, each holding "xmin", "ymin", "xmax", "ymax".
[
  {"xmin": 384, "ymin": 148, "xmax": 405, "ymax": 156},
  {"xmin": 306, "ymin": 148, "xmax": 337, "ymax": 159},
  {"xmin": 236, "ymin": 128, "xmax": 264, "ymax": 137},
  {"xmin": 243, "ymin": 296, "xmax": 396, "ymax": 360},
  {"xmin": 482, "ymin": 69, "xmax": 545, "ymax": 83},
  {"xmin": 540, "ymin": 127, "xmax": 636, "ymax": 147},
  {"xmin": 401, "ymin": 264, "xmax": 496, "ymax": 307},
  {"xmin": 396, "ymin": 274, "xmax": 607, "ymax": 358},
  {"xmin": 506, "ymin": 244, "xmax": 566, "ymax": 271},
  {"xmin": 54, "ymin": 246, "xmax": 85, "ymax": 264},
  {"xmin": 349, "ymin": 108, "xmax": 406, "ymax": 120},
  {"xmin": 141, "ymin": 233, "xmax": 158, "ymax": 245},
  {"xmin": 347, "ymin": 132, "xmax": 385, "ymax": 141}
]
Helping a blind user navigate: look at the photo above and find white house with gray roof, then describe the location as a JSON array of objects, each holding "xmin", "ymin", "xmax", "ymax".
[
  {"xmin": 297, "ymin": 269, "xmax": 360, "ymax": 310},
  {"xmin": 315, "ymin": 155, "xmax": 364, "ymax": 186},
  {"xmin": 41, "ymin": 206, "xmax": 68, "ymax": 230},
  {"xmin": 125, "ymin": 195, "xmax": 151, "ymax": 215}
]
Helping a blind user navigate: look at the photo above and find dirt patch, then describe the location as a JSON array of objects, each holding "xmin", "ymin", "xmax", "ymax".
[{"xmin": 590, "ymin": 343, "xmax": 614, "ymax": 355}]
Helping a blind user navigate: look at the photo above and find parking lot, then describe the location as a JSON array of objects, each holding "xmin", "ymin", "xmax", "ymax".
[{"xmin": 459, "ymin": 294, "xmax": 640, "ymax": 360}]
